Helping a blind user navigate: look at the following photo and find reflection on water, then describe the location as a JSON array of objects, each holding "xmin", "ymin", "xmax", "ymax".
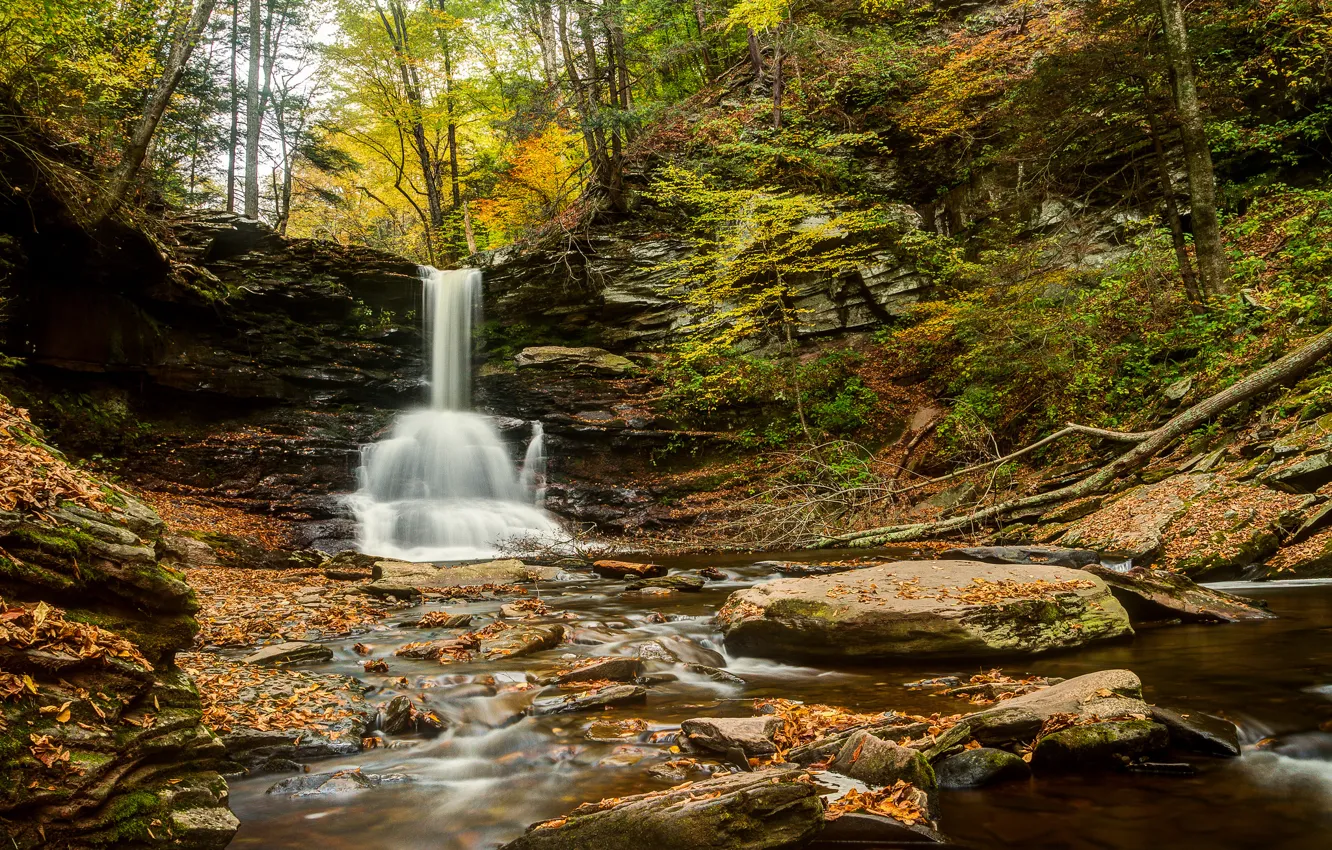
[{"xmin": 228, "ymin": 553, "xmax": 1332, "ymax": 850}]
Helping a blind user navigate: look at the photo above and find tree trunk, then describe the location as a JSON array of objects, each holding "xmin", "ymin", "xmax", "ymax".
[
  {"xmin": 94, "ymin": 0, "xmax": 217, "ymax": 222},
  {"xmin": 1143, "ymin": 93, "xmax": 1202, "ymax": 307},
  {"xmin": 692, "ymin": 1, "xmax": 715, "ymax": 79},
  {"xmin": 746, "ymin": 27, "xmax": 763, "ymax": 83},
  {"xmin": 1157, "ymin": 0, "xmax": 1229, "ymax": 298},
  {"xmin": 244, "ymin": 0, "xmax": 261, "ymax": 218},
  {"xmin": 771, "ymin": 31, "xmax": 783, "ymax": 130},
  {"xmin": 818, "ymin": 324, "xmax": 1332, "ymax": 547},
  {"xmin": 537, "ymin": 2, "xmax": 560, "ymax": 87},
  {"xmin": 226, "ymin": 0, "xmax": 238, "ymax": 212}
]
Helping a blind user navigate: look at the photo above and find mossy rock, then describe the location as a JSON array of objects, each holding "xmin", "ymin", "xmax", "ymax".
[{"xmin": 1031, "ymin": 719, "xmax": 1168, "ymax": 770}]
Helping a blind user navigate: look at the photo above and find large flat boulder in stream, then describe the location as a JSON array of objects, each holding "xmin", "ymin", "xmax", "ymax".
[
  {"xmin": 1083, "ymin": 565, "xmax": 1273, "ymax": 623},
  {"xmin": 717, "ymin": 561, "xmax": 1132, "ymax": 660},
  {"xmin": 365, "ymin": 559, "xmax": 557, "ymax": 598},
  {"xmin": 500, "ymin": 768, "xmax": 824, "ymax": 850}
]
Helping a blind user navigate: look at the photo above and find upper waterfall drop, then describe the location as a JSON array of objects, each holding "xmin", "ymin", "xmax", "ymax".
[{"xmin": 349, "ymin": 266, "xmax": 559, "ymax": 562}]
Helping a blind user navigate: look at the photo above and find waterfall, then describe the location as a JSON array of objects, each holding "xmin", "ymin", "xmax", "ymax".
[{"xmin": 349, "ymin": 267, "xmax": 559, "ymax": 562}]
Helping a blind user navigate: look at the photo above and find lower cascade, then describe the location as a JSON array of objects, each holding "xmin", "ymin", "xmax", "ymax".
[{"xmin": 349, "ymin": 266, "xmax": 559, "ymax": 561}]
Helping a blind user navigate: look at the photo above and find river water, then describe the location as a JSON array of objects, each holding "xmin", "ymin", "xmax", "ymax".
[{"xmin": 226, "ymin": 553, "xmax": 1332, "ymax": 850}]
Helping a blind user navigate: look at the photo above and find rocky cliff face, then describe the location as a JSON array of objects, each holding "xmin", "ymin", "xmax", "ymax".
[
  {"xmin": 1, "ymin": 205, "xmax": 933, "ymax": 545},
  {"xmin": 0, "ymin": 399, "xmax": 236, "ymax": 849}
]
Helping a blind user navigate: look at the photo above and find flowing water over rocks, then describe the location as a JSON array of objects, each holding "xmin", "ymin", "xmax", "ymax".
[
  {"xmin": 219, "ymin": 556, "xmax": 1332, "ymax": 850},
  {"xmin": 350, "ymin": 268, "xmax": 559, "ymax": 561}
]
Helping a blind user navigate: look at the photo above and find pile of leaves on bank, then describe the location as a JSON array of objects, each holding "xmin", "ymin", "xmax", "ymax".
[
  {"xmin": 179, "ymin": 652, "xmax": 365, "ymax": 737},
  {"xmin": 0, "ymin": 597, "xmax": 151, "ymax": 670},
  {"xmin": 0, "ymin": 396, "xmax": 109, "ymax": 515}
]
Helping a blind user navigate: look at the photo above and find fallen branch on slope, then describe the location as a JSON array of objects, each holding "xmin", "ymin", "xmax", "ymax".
[{"xmin": 817, "ymin": 325, "xmax": 1332, "ymax": 548}]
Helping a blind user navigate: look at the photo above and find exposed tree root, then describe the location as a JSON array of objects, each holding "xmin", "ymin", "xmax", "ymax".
[{"xmin": 816, "ymin": 326, "xmax": 1332, "ymax": 548}]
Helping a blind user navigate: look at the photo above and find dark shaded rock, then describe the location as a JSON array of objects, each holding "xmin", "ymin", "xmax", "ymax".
[
  {"xmin": 267, "ymin": 769, "xmax": 412, "ymax": 797},
  {"xmin": 812, "ymin": 812, "xmax": 943, "ymax": 846},
  {"xmin": 1084, "ymin": 565, "xmax": 1273, "ymax": 623},
  {"xmin": 1151, "ymin": 706, "xmax": 1240, "ymax": 757},
  {"xmin": 680, "ymin": 717, "xmax": 781, "ymax": 756},
  {"xmin": 1032, "ymin": 720, "xmax": 1168, "ymax": 770},
  {"xmin": 242, "ymin": 641, "xmax": 333, "ymax": 666},
  {"xmin": 940, "ymin": 545, "xmax": 1100, "ymax": 569},
  {"xmin": 965, "ymin": 706, "xmax": 1045, "ymax": 747},
  {"xmin": 719, "ymin": 561, "xmax": 1131, "ymax": 660},
  {"xmin": 556, "ymin": 656, "xmax": 644, "ymax": 684},
  {"xmin": 699, "ymin": 567, "xmax": 727, "ymax": 581},
  {"xmin": 531, "ymin": 684, "xmax": 648, "ymax": 715},
  {"xmin": 499, "ymin": 768, "xmax": 824, "ymax": 850},
  {"xmin": 830, "ymin": 730, "xmax": 937, "ymax": 791},
  {"xmin": 376, "ymin": 694, "xmax": 446, "ymax": 736},
  {"xmin": 627, "ymin": 574, "xmax": 705, "ymax": 592},
  {"xmin": 592, "ymin": 559, "xmax": 666, "ymax": 578},
  {"xmin": 515, "ymin": 345, "xmax": 639, "ymax": 376},
  {"xmin": 936, "ymin": 747, "xmax": 1031, "ymax": 788}
]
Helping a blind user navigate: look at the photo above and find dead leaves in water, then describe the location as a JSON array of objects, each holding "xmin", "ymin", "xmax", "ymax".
[{"xmin": 825, "ymin": 782, "xmax": 927, "ymax": 825}]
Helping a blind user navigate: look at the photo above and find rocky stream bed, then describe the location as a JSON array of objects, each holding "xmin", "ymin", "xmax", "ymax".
[{"xmin": 167, "ymin": 552, "xmax": 1332, "ymax": 850}]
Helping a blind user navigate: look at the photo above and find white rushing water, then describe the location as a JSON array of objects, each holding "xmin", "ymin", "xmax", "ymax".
[{"xmin": 350, "ymin": 267, "xmax": 560, "ymax": 562}]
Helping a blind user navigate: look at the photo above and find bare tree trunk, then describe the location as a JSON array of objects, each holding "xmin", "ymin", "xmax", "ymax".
[
  {"xmin": 537, "ymin": 2, "xmax": 560, "ymax": 87},
  {"xmin": 746, "ymin": 27, "xmax": 763, "ymax": 83},
  {"xmin": 1157, "ymin": 0, "xmax": 1229, "ymax": 299},
  {"xmin": 94, "ymin": 0, "xmax": 217, "ymax": 221},
  {"xmin": 1143, "ymin": 94, "xmax": 1202, "ymax": 307},
  {"xmin": 692, "ymin": 1, "xmax": 715, "ymax": 79},
  {"xmin": 244, "ymin": 0, "xmax": 261, "ymax": 217},
  {"xmin": 771, "ymin": 31, "xmax": 783, "ymax": 130},
  {"xmin": 226, "ymin": 0, "xmax": 238, "ymax": 212},
  {"xmin": 463, "ymin": 200, "xmax": 477, "ymax": 254},
  {"xmin": 819, "ymin": 324, "xmax": 1332, "ymax": 547}
]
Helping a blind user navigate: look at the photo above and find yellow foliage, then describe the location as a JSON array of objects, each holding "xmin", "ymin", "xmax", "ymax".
[{"xmin": 474, "ymin": 125, "xmax": 581, "ymax": 246}]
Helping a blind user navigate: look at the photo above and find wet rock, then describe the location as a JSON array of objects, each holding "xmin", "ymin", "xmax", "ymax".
[
  {"xmin": 679, "ymin": 716, "xmax": 781, "ymax": 756},
  {"xmin": 786, "ymin": 716, "xmax": 932, "ymax": 766},
  {"xmin": 515, "ymin": 345, "xmax": 639, "ymax": 376},
  {"xmin": 593, "ymin": 559, "xmax": 667, "ymax": 578},
  {"xmin": 654, "ymin": 635, "xmax": 727, "ymax": 667},
  {"xmin": 1032, "ymin": 719, "xmax": 1168, "ymax": 770},
  {"xmin": 482, "ymin": 624, "xmax": 567, "ymax": 660},
  {"xmin": 267, "ymin": 769, "xmax": 413, "ymax": 797},
  {"xmin": 377, "ymin": 694, "xmax": 447, "ymax": 736},
  {"xmin": 940, "ymin": 545, "xmax": 1100, "ymax": 569},
  {"xmin": 531, "ymin": 684, "xmax": 648, "ymax": 715},
  {"xmin": 719, "ymin": 561, "xmax": 1132, "ymax": 660},
  {"xmin": 936, "ymin": 747, "xmax": 1031, "ymax": 788},
  {"xmin": 500, "ymin": 768, "xmax": 824, "ymax": 850},
  {"xmin": 685, "ymin": 664, "xmax": 745, "ymax": 684},
  {"xmin": 830, "ymin": 730, "xmax": 937, "ymax": 790},
  {"xmin": 627, "ymin": 574, "xmax": 705, "ymax": 592},
  {"xmin": 964, "ymin": 706, "xmax": 1045, "ymax": 747},
  {"xmin": 813, "ymin": 812, "xmax": 943, "ymax": 846},
  {"xmin": 973, "ymin": 669, "xmax": 1149, "ymax": 724},
  {"xmin": 699, "ymin": 567, "xmax": 727, "ymax": 581},
  {"xmin": 242, "ymin": 640, "xmax": 333, "ymax": 666},
  {"xmin": 1084, "ymin": 565, "xmax": 1273, "ymax": 623},
  {"xmin": 415, "ymin": 611, "xmax": 474, "ymax": 629},
  {"xmin": 1151, "ymin": 706, "xmax": 1241, "ymax": 757},
  {"xmin": 754, "ymin": 560, "xmax": 860, "ymax": 577},
  {"xmin": 556, "ymin": 656, "xmax": 644, "ymax": 684},
  {"xmin": 366, "ymin": 558, "xmax": 557, "ymax": 598}
]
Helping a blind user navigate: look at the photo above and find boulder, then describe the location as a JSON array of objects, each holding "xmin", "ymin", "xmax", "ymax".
[
  {"xmin": 1151, "ymin": 706, "xmax": 1241, "ymax": 757},
  {"xmin": 556, "ymin": 656, "xmax": 644, "ymax": 684},
  {"xmin": 377, "ymin": 694, "xmax": 446, "ymax": 736},
  {"xmin": 483, "ymin": 623, "xmax": 566, "ymax": 660},
  {"xmin": 1084, "ymin": 565, "xmax": 1273, "ymax": 623},
  {"xmin": 679, "ymin": 717, "xmax": 782, "ymax": 756},
  {"xmin": 936, "ymin": 747, "xmax": 1031, "ymax": 788},
  {"xmin": 1031, "ymin": 719, "xmax": 1168, "ymax": 770},
  {"xmin": 593, "ymin": 559, "xmax": 667, "ymax": 578},
  {"xmin": 515, "ymin": 345, "xmax": 639, "ymax": 376},
  {"xmin": 972, "ymin": 669, "xmax": 1150, "ymax": 724},
  {"xmin": 786, "ymin": 716, "xmax": 932, "ymax": 766},
  {"xmin": 718, "ymin": 561, "xmax": 1132, "ymax": 660},
  {"xmin": 366, "ymin": 559, "xmax": 557, "ymax": 598},
  {"xmin": 829, "ymin": 730, "xmax": 937, "ymax": 791},
  {"xmin": 627, "ymin": 574, "xmax": 705, "ymax": 592},
  {"xmin": 242, "ymin": 641, "xmax": 333, "ymax": 666},
  {"xmin": 531, "ymin": 684, "xmax": 649, "ymax": 715},
  {"xmin": 267, "ymin": 769, "xmax": 412, "ymax": 797},
  {"xmin": 499, "ymin": 769, "xmax": 824, "ymax": 850},
  {"xmin": 940, "ymin": 545, "xmax": 1100, "ymax": 569}
]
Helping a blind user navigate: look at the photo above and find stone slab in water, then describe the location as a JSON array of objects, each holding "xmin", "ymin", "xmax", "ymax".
[
  {"xmin": 500, "ymin": 768, "xmax": 824, "ymax": 850},
  {"xmin": 592, "ymin": 559, "xmax": 666, "ymax": 578},
  {"xmin": 1083, "ymin": 565, "xmax": 1274, "ymax": 623},
  {"xmin": 936, "ymin": 747, "xmax": 1031, "ymax": 788},
  {"xmin": 366, "ymin": 559, "xmax": 558, "ymax": 598},
  {"xmin": 939, "ymin": 545, "xmax": 1100, "ymax": 569},
  {"xmin": 1150, "ymin": 706, "xmax": 1241, "ymax": 757},
  {"xmin": 243, "ymin": 641, "xmax": 333, "ymax": 665},
  {"xmin": 679, "ymin": 716, "xmax": 782, "ymax": 756},
  {"xmin": 718, "ymin": 560, "xmax": 1133, "ymax": 660},
  {"xmin": 830, "ymin": 729, "xmax": 937, "ymax": 791}
]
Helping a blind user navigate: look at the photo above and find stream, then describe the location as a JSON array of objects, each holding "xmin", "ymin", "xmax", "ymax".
[{"xmin": 223, "ymin": 552, "xmax": 1332, "ymax": 850}]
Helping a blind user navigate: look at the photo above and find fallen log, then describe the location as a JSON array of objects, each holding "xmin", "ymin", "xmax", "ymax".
[{"xmin": 817, "ymin": 326, "xmax": 1332, "ymax": 548}]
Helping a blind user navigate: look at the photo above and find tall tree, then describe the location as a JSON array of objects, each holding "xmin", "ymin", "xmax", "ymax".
[
  {"xmin": 1156, "ymin": 0, "xmax": 1229, "ymax": 298},
  {"xmin": 94, "ymin": 0, "xmax": 218, "ymax": 221},
  {"xmin": 245, "ymin": 0, "xmax": 262, "ymax": 217},
  {"xmin": 227, "ymin": 0, "xmax": 240, "ymax": 212}
]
